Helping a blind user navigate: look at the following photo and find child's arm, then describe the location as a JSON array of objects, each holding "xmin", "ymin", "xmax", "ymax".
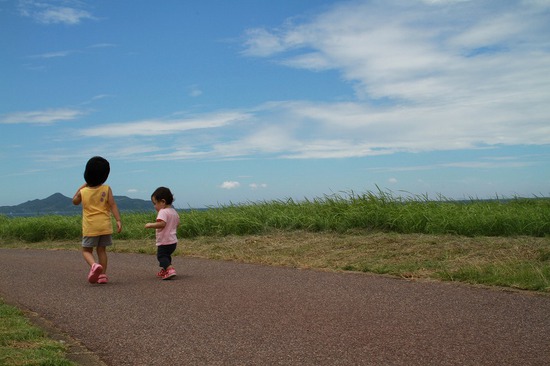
[
  {"xmin": 145, "ymin": 220, "xmax": 166, "ymax": 229},
  {"xmin": 108, "ymin": 187, "xmax": 122, "ymax": 233},
  {"xmin": 72, "ymin": 183, "xmax": 87, "ymax": 205}
]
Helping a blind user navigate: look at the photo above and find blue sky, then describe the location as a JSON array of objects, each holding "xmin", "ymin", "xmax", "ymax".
[{"xmin": 1, "ymin": 0, "xmax": 549, "ymax": 208}]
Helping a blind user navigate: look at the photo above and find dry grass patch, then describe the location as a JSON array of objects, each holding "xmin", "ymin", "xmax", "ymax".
[
  {"xmin": 175, "ymin": 231, "xmax": 550, "ymax": 291},
  {"xmin": 3, "ymin": 231, "xmax": 549, "ymax": 292}
]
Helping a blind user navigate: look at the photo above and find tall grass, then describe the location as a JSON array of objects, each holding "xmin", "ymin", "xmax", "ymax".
[
  {"xmin": 193, "ymin": 192, "xmax": 550, "ymax": 237},
  {"xmin": 1, "ymin": 190, "xmax": 549, "ymax": 242}
]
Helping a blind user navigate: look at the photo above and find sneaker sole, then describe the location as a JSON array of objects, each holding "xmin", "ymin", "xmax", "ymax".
[{"xmin": 162, "ymin": 273, "xmax": 176, "ymax": 280}]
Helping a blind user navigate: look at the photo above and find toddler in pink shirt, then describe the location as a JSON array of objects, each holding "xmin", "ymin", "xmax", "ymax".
[{"xmin": 145, "ymin": 187, "xmax": 180, "ymax": 280}]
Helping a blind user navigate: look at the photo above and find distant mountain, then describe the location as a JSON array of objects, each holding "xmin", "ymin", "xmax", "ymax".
[
  {"xmin": 111, "ymin": 195, "xmax": 154, "ymax": 212},
  {"xmin": 0, "ymin": 193, "xmax": 153, "ymax": 217}
]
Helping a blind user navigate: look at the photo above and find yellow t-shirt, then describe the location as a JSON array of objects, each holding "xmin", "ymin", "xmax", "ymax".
[{"xmin": 81, "ymin": 185, "xmax": 113, "ymax": 236}]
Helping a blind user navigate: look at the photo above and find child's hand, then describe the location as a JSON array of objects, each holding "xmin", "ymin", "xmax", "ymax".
[{"xmin": 116, "ymin": 220, "xmax": 122, "ymax": 233}]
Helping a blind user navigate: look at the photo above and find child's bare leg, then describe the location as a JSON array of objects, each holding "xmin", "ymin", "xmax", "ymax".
[
  {"xmin": 82, "ymin": 247, "xmax": 96, "ymax": 266},
  {"xmin": 97, "ymin": 246, "xmax": 108, "ymax": 274}
]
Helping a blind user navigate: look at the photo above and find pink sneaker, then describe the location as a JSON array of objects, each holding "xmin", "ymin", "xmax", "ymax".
[
  {"xmin": 97, "ymin": 274, "xmax": 108, "ymax": 284},
  {"xmin": 162, "ymin": 268, "xmax": 176, "ymax": 280},
  {"xmin": 157, "ymin": 268, "xmax": 167, "ymax": 278},
  {"xmin": 88, "ymin": 263, "xmax": 103, "ymax": 284}
]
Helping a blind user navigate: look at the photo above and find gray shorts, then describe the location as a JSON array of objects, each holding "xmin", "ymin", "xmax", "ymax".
[{"xmin": 82, "ymin": 235, "xmax": 113, "ymax": 248}]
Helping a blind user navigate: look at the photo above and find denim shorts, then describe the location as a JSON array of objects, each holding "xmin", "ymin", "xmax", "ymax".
[{"xmin": 82, "ymin": 235, "xmax": 113, "ymax": 248}]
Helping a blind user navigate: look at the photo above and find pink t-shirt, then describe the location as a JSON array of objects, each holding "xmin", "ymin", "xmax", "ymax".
[{"xmin": 155, "ymin": 207, "xmax": 180, "ymax": 246}]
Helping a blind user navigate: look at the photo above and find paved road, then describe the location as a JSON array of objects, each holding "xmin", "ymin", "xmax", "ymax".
[{"xmin": 1, "ymin": 248, "xmax": 549, "ymax": 365}]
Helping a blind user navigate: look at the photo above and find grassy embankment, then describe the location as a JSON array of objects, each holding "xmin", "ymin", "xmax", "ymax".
[{"xmin": 2, "ymin": 190, "xmax": 549, "ymax": 291}]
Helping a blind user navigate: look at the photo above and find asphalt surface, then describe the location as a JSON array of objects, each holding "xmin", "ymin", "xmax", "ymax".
[{"xmin": 1, "ymin": 248, "xmax": 549, "ymax": 366}]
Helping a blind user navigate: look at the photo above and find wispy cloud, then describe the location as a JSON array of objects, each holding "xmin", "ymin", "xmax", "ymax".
[
  {"xmin": 30, "ymin": 50, "xmax": 76, "ymax": 59},
  {"xmin": 249, "ymin": 183, "xmax": 268, "ymax": 189},
  {"xmin": 30, "ymin": 44, "xmax": 115, "ymax": 60},
  {"xmin": 18, "ymin": 0, "xmax": 95, "ymax": 25},
  {"xmin": 78, "ymin": 112, "xmax": 251, "ymax": 138},
  {"xmin": 243, "ymin": 0, "xmax": 550, "ymax": 104},
  {"xmin": 220, "ymin": 181, "xmax": 241, "ymax": 189},
  {"xmin": 79, "ymin": 94, "xmax": 114, "ymax": 106},
  {"xmin": 242, "ymin": 28, "xmax": 287, "ymax": 57},
  {"xmin": 367, "ymin": 159, "xmax": 538, "ymax": 173},
  {"xmin": 0, "ymin": 108, "xmax": 85, "ymax": 124},
  {"xmin": 88, "ymin": 43, "xmax": 117, "ymax": 49},
  {"xmin": 188, "ymin": 85, "xmax": 203, "ymax": 97}
]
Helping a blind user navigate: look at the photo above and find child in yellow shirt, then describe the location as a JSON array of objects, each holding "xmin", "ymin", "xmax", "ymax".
[{"xmin": 73, "ymin": 156, "xmax": 122, "ymax": 284}]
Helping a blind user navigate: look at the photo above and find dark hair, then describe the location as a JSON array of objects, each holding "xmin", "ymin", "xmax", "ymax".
[
  {"xmin": 151, "ymin": 187, "xmax": 174, "ymax": 205},
  {"xmin": 84, "ymin": 156, "xmax": 110, "ymax": 187}
]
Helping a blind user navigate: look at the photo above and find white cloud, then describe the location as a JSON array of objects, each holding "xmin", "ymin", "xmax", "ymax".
[
  {"xmin": 246, "ymin": 0, "xmax": 550, "ymax": 108},
  {"xmin": 388, "ymin": 178, "xmax": 398, "ymax": 184},
  {"xmin": 246, "ymin": 2, "xmax": 547, "ymax": 99},
  {"xmin": 18, "ymin": 0, "xmax": 95, "ymax": 25},
  {"xmin": 76, "ymin": 94, "xmax": 115, "ymax": 107},
  {"xmin": 367, "ymin": 158, "xmax": 538, "ymax": 173},
  {"xmin": 40, "ymin": 7, "xmax": 92, "ymax": 24},
  {"xmin": 112, "ymin": 144, "xmax": 162, "ymax": 158},
  {"xmin": 30, "ymin": 50, "xmax": 75, "ymax": 59},
  {"xmin": 77, "ymin": 88, "xmax": 550, "ymax": 160},
  {"xmin": 249, "ymin": 183, "xmax": 268, "ymax": 189},
  {"xmin": 220, "ymin": 181, "xmax": 241, "ymax": 189},
  {"xmin": 30, "ymin": 44, "xmax": 114, "ymax": 61},
  {"xmin": 242, "ymin": 28, "xmax": 287, "ymax": 57},
  {"xmin": 0, "ymin": 108, "xmax": 85, "ymax": 124},
  {"xmin": 79, "ymin": 112, "xmax": 251, "ymax": 138},
  {"xmin": 188, "ymin": 85, "xmax": 203, "ymax": 97}
]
